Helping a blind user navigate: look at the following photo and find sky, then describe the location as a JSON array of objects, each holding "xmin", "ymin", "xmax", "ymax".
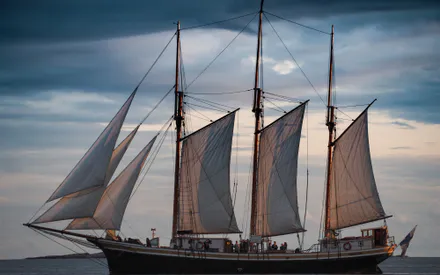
[{"xmin": 0, "ymin": 0, "xmax": 439, "ymax": 260}]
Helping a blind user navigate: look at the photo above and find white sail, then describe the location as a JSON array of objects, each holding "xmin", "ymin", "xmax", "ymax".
[
  {"xmin": 47, "ymin": 92, "xmax": 136, "ymax": 202},
  {"xmin": 178, "ymin": 111, "xmax": 240, "ymax": 234},
  {"xmin": 255, "ymin": 102, "xmax": 307, "ymax": 237},
  {"xmin": 66, "ymin": 136, "xmax": 157, "ymax": 230},
  {"xmin": 328, "ymin": 108, "xmax": 387, "ymax": 230},
  {"xmin": 32, "ymin": 126, "xmax": 139, "ymax": 224}
]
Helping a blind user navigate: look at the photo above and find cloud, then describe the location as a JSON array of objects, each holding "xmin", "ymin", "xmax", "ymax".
[
  {"xmin": 243, "ymin": 56, "xmax": 301, "ymax": 75},
  {"xmin": 390, "ymin": 146, "xmax": 412, "ymax": 150},
  {"xmin": 272, "ymin": 60, "xmax": 296, "ymax": 75},
  {"xmin": 391, "ymin": 121, "xmax": 416, "ymax": 129},
  {"xmin": 24, "ymin": 91, "xmax": 114, "ymax": 114},
  {"xmin": 1, "ymin": 0, "xmax": 440, "ymax": 260},
  {"xmin": 2, "ymin": 0, "xmax": 439, "ymax": 44}
]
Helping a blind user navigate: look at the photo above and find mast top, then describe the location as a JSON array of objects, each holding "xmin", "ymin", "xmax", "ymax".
[{"xmin": 259, "ymin": 0, "xmax": 264, "ymax": 12}]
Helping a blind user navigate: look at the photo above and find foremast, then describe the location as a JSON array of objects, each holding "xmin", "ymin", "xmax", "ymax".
[
  {"xmin": 172, "ymin": 21, "xmax": 183, "ymax": 240},
  {"xmin": 250, "ymin": 0, "xmax": 264, "ymax": 237},
  {"xmin": 324, "ymin": 25, "xmax": 335, "ymax": 237}
]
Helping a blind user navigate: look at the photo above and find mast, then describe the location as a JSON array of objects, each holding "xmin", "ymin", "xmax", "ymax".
[
  {"xmin": 324, "ymin": 25, "xmax": 335, "ymax": 237},
  {"xmin": 250, "ymin": 0, "xmax": 264, "ymax": 237},
  {"xmin": 172, "ymin": 21, "xmax": 183, "ymax": 239}
]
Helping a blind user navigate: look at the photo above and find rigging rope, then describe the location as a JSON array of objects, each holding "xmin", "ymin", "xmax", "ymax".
[
  {"xmin": 263, "ymin": 91, "xmax": 305, "ymax": 103},
  {"xmin": 318, "ymin": 146, "xmax": 329, "ymax": 241},
  {"xmin": 72, "ymin": 117, "xmax": 173, "ymax": 242},
  {"xmin": 31, "ymin": 228, "xmax": 108, "ymax": 268},
  {"xmin": 301, "ymin": 104, "xmax": 310, "ymax": 250},
  {"xmin": 261, "ymin": 15, "xmax": 264, "ymax": 93},
  {"xmin": 228, "ymin": 111, "xmax": 240, "ymax": 231},
  {"xmin": 264, "ymin": 14, "xmax": 327, "ymax": 107},
  {"xmin": 130, "ymin": 117, "xmax": 174, "ymax": 201},
  {"xmin": 184, "ymin": 102, "xmax": 228, "ymax": 113},
  {"xmin": 118, "ymin": 119, "xmax": 174, "ymax": 240},
  {"xmin": 186, "ymin": 13, "xmax": 258, "ymax": 89},
  {"xmin": 185, "ymin": 95, "xmax": 236, "ymax": 111},
  {"xmin": 27, "ymin": 33, "xmax": 176, "ymax": 224},
  {"xmin": 185, "ymin": 89, "xmax": 253, "ymax": 95},
  {"xmin": 263, "ymin": 96, "xmax": 286, "ymax": 113},
  {"xmin": 337, "ymin": 104, "xmax": 370, "ymax": 108},
  {"xmin": 264, "ymin": 11, "xmax": 331, "ymax": 35},
  {"xmin": 181, "ymin": 11, "xmax": 258, "ymax": 31},
  {"xmin": 335, "ymin": 107, "xmax": 354, "ymax": 121},
  {"xmin": 185, "ymin": 104, "xmax": 213, "ymax": 122},
  {"xmin": 265, "ymin": 106, "xmax": 285, "ymax": 113},
  {"xmin": 134, "ymin": 32, "xmax": 176, "ymax": 91},
  {"xmin": 140, "ymin": 85, "xmax": 175, "ymax": 124}
]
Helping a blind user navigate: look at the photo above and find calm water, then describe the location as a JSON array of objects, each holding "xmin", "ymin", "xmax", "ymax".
[{"xmin": 0, "ymin": 257, "xmax": 439, "ymax": 274}]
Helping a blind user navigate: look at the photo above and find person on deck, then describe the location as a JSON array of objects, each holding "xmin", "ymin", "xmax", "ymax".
[
  {"xmin": 234, "ymin": 241, "xmax": 240, "ymax": 253},
  {"xmin": 146, "ymin": 238, "xmax": 152, "ymax": 247},
  {"xmin": 272, "ymin": 241, "xmax": 278, "ymax": 250},
  {"xmin": 204, "ymin": 239, "xmax": 211, "ymax": 250},
  {"xmin": 268, "ymin": 241, "xmax": 272, "ymax": 251}
]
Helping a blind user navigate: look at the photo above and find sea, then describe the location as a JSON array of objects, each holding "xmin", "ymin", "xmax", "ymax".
[{"xmin": 0, "ymin": 257, "xmax": 439, "ymax": 275}]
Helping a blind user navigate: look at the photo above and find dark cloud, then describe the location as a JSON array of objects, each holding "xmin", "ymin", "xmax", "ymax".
[
  {"xmin": 391, "ymin": 121, "xmax": 416, "ymax": 129},
  {"xmin": 1, "ymin": 0, "xmax": 439, "ymax": 44},
  {"xmin": 390, "ymin": 146, "xmax": 412, "ymax": 150}
]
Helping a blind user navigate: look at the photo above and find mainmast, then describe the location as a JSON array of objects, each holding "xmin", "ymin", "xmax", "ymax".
[
  {"xmin": 250, "ymin": 0, "xmax": 264, "ymax": 237},
  {"xmin": 172, "ymin": 21, "xmax": 183, "ymax": 239},
  {"xmin": 324, "ymin": 25, "xmax": 335, "ymax": 237}
]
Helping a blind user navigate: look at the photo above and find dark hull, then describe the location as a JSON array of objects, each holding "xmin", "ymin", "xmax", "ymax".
[{"xmin": 93, "ymin": 240, "xmax": 391, "ymax": 274}]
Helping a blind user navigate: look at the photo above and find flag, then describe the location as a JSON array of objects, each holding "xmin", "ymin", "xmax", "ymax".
[{"xmin": 399, "ymin": 225, "xmax": 417, "ymax": 257}]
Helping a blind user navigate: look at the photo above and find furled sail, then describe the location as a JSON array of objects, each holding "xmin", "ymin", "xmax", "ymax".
[
  {"xmin": 47, "ymin": 92, "xmax": 136, "ymax": 202},
  {"xmin": 66, "ymin": 136, "xmax": 157, "ymax": 230},
  {"xmin": 255, "ymin": 102, "xmax": 307, "ymax": 237},
  {"xmin": 32, "ymin": 126, "xmax": 139, "ymax": 224},
  {"xmin": 178, "ymin": 110, "xmax": 240, "ymax": 234},
  {"xmin": 328, "ymin": 106, "xmax": 387, "ymax": 230}
]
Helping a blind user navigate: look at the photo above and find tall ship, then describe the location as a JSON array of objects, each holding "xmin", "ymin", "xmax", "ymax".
[{"xmin": 24, "ymin": 1, "xmax": 397, "ymax": 273}]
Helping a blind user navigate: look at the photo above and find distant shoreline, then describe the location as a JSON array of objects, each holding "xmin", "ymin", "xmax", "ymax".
[{"xmin": 26, "ymin": 252, "xmax": 105, "ymax": 260}]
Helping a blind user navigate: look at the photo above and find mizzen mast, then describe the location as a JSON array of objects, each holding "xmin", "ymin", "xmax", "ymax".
[
  {"xmin": 250, "ymin": 0, "xmax": 264, "ymax": 237},
  {"xmin": 172, "ymin": 21, "xmax": 183, "ymax": 239},
  {"xmin": 324, "ymin": 25, "xmax": 335, "ymax": 237}
]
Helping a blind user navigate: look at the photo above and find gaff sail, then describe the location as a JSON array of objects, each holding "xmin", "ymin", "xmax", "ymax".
[
  {"xmin": 328, "ymin": 106, "xmax": 388, "ymax": 230},
  {"xmin": 255, "ymin": 101, "xmax": 307, "ymax": 237},
  {"xmin": 178, "ymin": 110, "xmax": 241, "ymax": 234}
]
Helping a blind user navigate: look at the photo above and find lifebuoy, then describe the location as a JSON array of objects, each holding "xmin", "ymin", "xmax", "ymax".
[{"xmin": 343, "ymin": 242, "xmax": 352, "ymax": 251}]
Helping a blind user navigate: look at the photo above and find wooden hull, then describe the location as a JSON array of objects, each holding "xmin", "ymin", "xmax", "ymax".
[{"xmin": 91, "ymin": 239, "xmax": 395, "ymax": 274}]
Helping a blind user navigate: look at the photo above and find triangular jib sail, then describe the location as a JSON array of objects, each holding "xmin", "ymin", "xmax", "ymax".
[
  {"xmin": 328, "ymin": 106, "xmax": 388, "ymax": 230},
  {"xmin": 66, "ymin": 135, "xmax": 157, "ymax": 230},
  {"xmin": 178, "ymin": 110, "xmax": 240, "ymax": 234},
  {"xmin": 46, "ymin": 92, "xmax": 136, "ymax": 202},
  {"xmin": 32, "ymin": 126, "xmax": 139, "ymax": 224},
  {"xmin": 255, "ymin": 102, "xmax": 307, "ymax": 237}
]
